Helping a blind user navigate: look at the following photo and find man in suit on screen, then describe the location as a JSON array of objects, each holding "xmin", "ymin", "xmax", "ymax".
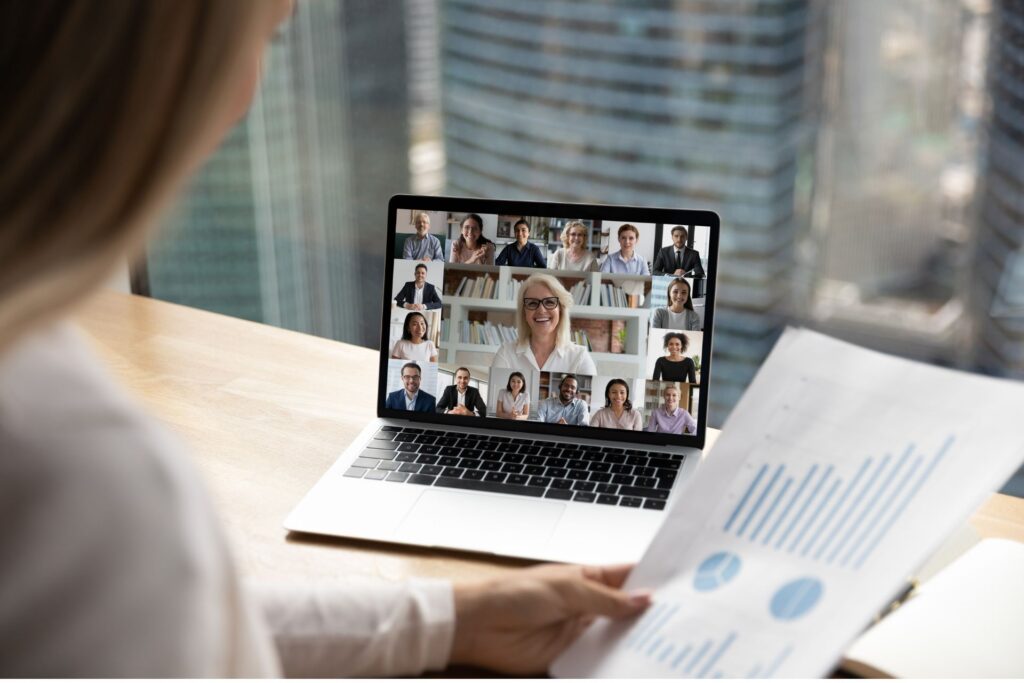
[
  {"xmin": 385, "ymin": 362, "xmax": 436, "ymax": 412},
  {"xmin": 394, "ymin": 263, "xmax": 442, "ymax": 310},
  {"xmin": 652, "ymin": 225, "xmax": 705, "ymax": 277},
  {"xmin": 435, "ymin": 367, "xmax": 487, "ymax": 417}
]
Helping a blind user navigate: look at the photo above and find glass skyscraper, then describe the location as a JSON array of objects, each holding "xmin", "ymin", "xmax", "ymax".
[
  {"xmin": 439, "ymin": 0, "xmax": 827, "ymax": 424},
  {"xmin": 147, "ymin": 0, "xmax": 411, "ymax": 348}
]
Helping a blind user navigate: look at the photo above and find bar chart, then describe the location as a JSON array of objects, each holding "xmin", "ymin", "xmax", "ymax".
[
  {"xmin": 720, "ymin": 435, "xmax": 954, "ymax": 569},
  {"xmin": 625, "ymin": 604, "xmax": 795, "ymax": 678}
]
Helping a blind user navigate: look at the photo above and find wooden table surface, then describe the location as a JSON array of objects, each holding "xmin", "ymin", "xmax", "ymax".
[{"xmin": 74, "ymin": 291, "xmax": 1024, "ymax": 587}]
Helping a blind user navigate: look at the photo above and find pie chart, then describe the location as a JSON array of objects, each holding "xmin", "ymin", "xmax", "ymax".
[
  {"xmin": 770, "ymin": 577, "xmax": 824, "ymax": 620},
  {"xmin": 693, "ymin": 551, "xmax": 742, "ymax": 592}
]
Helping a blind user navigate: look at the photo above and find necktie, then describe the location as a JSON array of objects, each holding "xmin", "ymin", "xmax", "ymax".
[{"xmin": 675, "ymin": 250, "xmax": 682, "ymax": 270}]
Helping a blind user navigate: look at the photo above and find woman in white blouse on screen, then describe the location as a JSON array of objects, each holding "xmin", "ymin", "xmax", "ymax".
[
  {"xmin": 0, "ymin": 1, "xmax": 649, "ymax": 676},
  {"xmin": 390, "ymin": 311, "xmax": 438, "ymax": 362},
  {"xmin": 495, "ymin": 371, "xmax": 531, "ymax": 419},
  {"xmin": 549, "ymin": 221, "xmax": 598, "ymax": 272},
  {"xmin": 491, "ymin": 273, "xmax": 597, "ymax": 376}
]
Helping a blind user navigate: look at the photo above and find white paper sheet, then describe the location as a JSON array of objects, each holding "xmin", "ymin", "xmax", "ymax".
[{"xmin": 552, "ymin": 328, "xmax": 1024, "ymax": 678}]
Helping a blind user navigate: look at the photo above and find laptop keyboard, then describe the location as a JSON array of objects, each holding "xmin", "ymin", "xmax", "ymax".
[{"xmin": 342, "ymin": 425, "xmax": 684, "ymax": 510}]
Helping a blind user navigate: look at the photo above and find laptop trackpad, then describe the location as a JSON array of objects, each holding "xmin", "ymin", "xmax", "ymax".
[{"xmin": 396, "ymin": 489, "xmax": 565, "ymax": 556}]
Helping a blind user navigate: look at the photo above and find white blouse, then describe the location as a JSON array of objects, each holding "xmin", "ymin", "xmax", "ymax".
[
  {"xmin": 496, "ymin": 388, "xmax": 530, "ymax": 417},
  {"xmin": 491, "ymin": 340, "xmax": 597, "ymax": 375},
  {"xmin": 0, "ymin": 324, "xmax": 454, "ymax": 677},
  {"xmin": 390, "ymin": 339, "xmax": 438, "ymax": 362}
]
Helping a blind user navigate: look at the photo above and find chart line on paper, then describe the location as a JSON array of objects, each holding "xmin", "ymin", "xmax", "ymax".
[
  {"xmin": 800, "ymin": 477, "xmax": 843, "ymax": 556},
  {"xmin": 786, "ymin": 466, "xmax": 836, "ymax": 552},
  {"xmin": 777, "ymin": 465, "xmax": 834, "ymax": 550},
  {"xmin": 854, "ymin": 435, "xmax": 955, "ymax": 568},
  {"xmin": 751, "ymin": 476, "xmax": 793, "ymax": 542},
  {"xmin": 809, "ymin": 458, "xmax": 872, "ymax": 559},
  {"xmin": 840, "ymin": 446, "xmax": 914, "ymax": 566},
  {"xmin": 763, "ymin": 464, "xmax": 818, "ymax": 546},
  {"xmin": 821, "ymin": 455, "xmax": 891, "ymax": 562},
  {"xmin": 737, "ymin": 464, "xmax": 784, "ymax": 537},
  {"xmin": 724, "ymin": 464, "xmax": 768, "ymax": 532}
]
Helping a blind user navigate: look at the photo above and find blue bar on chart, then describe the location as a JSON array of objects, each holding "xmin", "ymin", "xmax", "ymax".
[
  {"xmin": 762, "ymin": 464, "xmax": 818, "ymax": 546},
  {"xmin": 778, "ymin": 465, "xmax": 834, "ymax": 551}
]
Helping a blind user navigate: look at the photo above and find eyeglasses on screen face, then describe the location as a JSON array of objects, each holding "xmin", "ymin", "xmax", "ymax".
[
  {"xmin": 402, "ymin": 373, "xmax": 420, "ymax": 380},
  {"xmin": 523, "ymin": 296, "xmax": 559, "ymax": 311}
]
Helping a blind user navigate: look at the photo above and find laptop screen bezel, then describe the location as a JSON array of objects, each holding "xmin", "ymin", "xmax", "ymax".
[{"xmin": 378, "ymin": 194, "xmax": 719, "ymax": 450}]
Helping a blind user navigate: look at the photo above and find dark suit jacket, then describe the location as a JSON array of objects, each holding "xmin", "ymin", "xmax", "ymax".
[
  {"xmin": 394, "ymin": 282, "xmax": 442, "ymax": 310},
  {"xmin": 652, "ymin": 245, "xmax": 705, "ymax": 277},
  {"xmin": 385, "ymin": 388, "xmax": 436, "ymax": 412},
  {"xmin": 435, "ymin": 385, "xmax": 487, "ymax": 417}
]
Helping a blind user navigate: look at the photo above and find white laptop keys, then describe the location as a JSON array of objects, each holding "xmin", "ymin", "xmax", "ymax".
[{"xmin": 286, "ymin": 196, "xmax": 720, "ymax": 564}]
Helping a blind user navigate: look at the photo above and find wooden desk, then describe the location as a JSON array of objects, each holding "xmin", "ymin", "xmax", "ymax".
[{"xmin": 74, "ymin": 291, "xmax": 1024, "ymax": 587}]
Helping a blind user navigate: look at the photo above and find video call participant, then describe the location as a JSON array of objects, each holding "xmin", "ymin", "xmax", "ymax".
[
  {"xmin": 652, "ymin": 225, "xmax": 705, "ymax": 277},
  {"xmin": 590, "ymin": 379, "xmax": 643, "ymax": 430},
  {"xmin": 537, "ymin": 374, "xmax": 589, "ymax": 426},
  {"xmin": 495, "ymin": 218, "xmax": 546, "ymax": 268},
  {"xmin": 646, "ymin": 384, "xmax": 697, "ymax": 435},
  {"xmin": 385, "ymin": 362, "xmax": 436, "ymax": 412},
  {"xmin": 549, "ymin": 221, "xmax": 598, "ymax": 272},
  {"xmin": 436, "ymin": 367, "xmax": 487, "ymax": 417},
  {"xmin": 449, "ymin": 213, "xmax": 495, "ymax": 265},
  {"xmin": 394, "ymin": 263, "xmax": 442, "ymax": 310},
  {"xmin": 652, "ymin": 331, "xmax": 696, "ymax": 383},
  {"xmin": 495, "ymin": 371, "xmax": 531, "ymax": 420},
  {"xmin": 390, "ymin": 311, "xmax": 438, "ymax": 362},
  {"xmin": 600, "ymin": 223, "xmax": 649, "ymax": 275},
  {"xmin": 652, "ymin": 278, "xmax": 700, "ymax": 331},
  {"xmin": 491, "ymin": 273, "xmax": 597, "ymax": 374},
  {"xmin": 402, "ymin": 211, "xmax": 444, "ymax": 261}
]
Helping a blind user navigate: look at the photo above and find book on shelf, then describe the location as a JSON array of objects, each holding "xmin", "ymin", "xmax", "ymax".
[
  {"xmin": 453, "ymin": 275, "xmax": 498, "ymax": 299},
  {"xmin": 507, "ymin": 277, "xmax": 523, "ymax": 302},
  {"xmin": 568, "ymin": 280, "xmax": 591, "ymax": 306},
  {"xmin": 600, "ymin": 283, "xmax": 641, "ymax": 308},
  {"xmin": 459, "ymin": 320, "xmax": 518, "ymax": 346},
  {"xmin": 570, "ymin": 329, "xmax": 592, "ymax": 351}
]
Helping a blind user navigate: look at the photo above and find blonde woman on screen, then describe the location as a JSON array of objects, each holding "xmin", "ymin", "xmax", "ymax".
[
  {"xmin": 491, "ymin": 273, "xmax": 597, "ymax": 375},
  {"xmin": 549, "ymin": 221, "xmax": 598, "ymax": 272},
  {"xmin": 0, "ymin": 1, "xmax": 648, "ymax": 677}
]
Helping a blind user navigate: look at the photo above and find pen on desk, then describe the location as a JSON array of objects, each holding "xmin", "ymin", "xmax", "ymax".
[{"xmin": 872, "ymin": 578, "xmax": 918, "ymax": 624}]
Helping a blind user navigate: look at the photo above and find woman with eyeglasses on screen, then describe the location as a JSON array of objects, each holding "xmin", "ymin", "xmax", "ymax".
[
  {"xmin": 549, "ymin": 221, "xmax": 598, "ymax": 272},
  {"xmin": 495, "ymin": 371, "xmax": 531, "ymax": 420},
  {"xmin": 491, "ymin": 274, "xmax": 596, "ymax": 375},
  {"xmin": 0, "ymin": 1, "xmax": 649, "ymax": 676}
]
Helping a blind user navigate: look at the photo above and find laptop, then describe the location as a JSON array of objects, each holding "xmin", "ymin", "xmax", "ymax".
[{"xmin": 286, "ymin": 195, "xmax": 719, "ymax": 564}]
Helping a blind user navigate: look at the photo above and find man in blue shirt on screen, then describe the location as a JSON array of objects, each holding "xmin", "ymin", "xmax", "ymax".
[
  {"xmin": 385, "ymin": 362, "xmax": 436, "ymax": 412},
  {"xmin": 537, "ymin": 374, "xmax": 589, "ymax": 425}
]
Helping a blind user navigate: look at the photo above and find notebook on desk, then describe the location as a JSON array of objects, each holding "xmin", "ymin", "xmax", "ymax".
[{"xmin": 285, "ymin": 195, "xmax": 720, "ymax": 564}]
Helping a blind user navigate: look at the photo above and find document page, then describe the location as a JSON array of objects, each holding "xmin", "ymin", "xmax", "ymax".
[{"xmin": 552, "ymin": 328, "xmax": 1024, "ymax": 678}]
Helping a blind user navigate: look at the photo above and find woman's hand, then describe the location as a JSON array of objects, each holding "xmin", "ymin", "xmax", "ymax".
[{"xmin": 450, "ymin": 563, "xmax": 650, "ymax": 674}]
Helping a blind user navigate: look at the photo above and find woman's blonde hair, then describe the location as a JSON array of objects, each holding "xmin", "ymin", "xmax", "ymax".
[
  {"xmin": 0, "ymin": 1, "xmax": 279, "ymax": 351},
  {"xmin": 516, "ymin": 273, "xmax": 573, "ymax": 348},
  {"xmin": 560, "ymin": 221, "xmax": 588, "ymax": 249}
]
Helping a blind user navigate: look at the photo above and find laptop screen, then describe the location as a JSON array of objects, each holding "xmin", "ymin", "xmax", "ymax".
[{"xmin": 379, "ymin": 196, "xmax": 718, "ymax": 448}]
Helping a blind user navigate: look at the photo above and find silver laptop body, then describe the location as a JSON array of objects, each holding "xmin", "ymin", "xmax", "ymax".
[{"xmin": 286, "ymin": 195, "xmax": 720, "ymax": 564}]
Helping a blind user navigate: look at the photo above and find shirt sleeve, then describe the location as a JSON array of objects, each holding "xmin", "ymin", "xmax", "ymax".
[
  {"xmin": 431, "ymin": 237, "xmax": 444, "ymax": 261},
  {"xmin": 533, "ymin": 244, "xmax": 547, "ymax": 267},
  {"xmin": 402, "ymin": 236, "xmax": 415, "ymax": 259},
  {"xmin": 575, "ymin": 348, "xmax": 598, "ymax": 375},
  {"xmin": 652, "ymin": 357, "xmax": 663, "ymax": 381},
  {"xmin": 249, "ymin": 578, "xmax": 455, "ymax": 678},
  {"xmin": 599, "ymin": 255, "xmax": 612, "ymax": 273}
]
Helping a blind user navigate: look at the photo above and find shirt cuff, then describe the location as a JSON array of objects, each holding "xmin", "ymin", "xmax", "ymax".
[{"xmin": 248, "ymin": 577, "xmax": 455, "ymax": 678}]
